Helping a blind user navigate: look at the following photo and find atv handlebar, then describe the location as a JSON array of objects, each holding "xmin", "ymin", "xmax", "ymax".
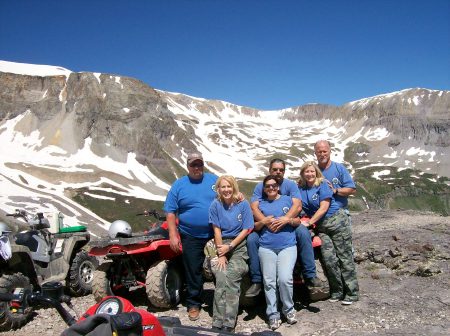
[
  {"xmin": 0, "ymin": 290, "xmax": 76, "ymax": 326},
  {"xmin": 6, "ymin": 209, "xmax": 30, "ymax": 222},
  {"xmin": 136, "ymin": 209, "xmax": 166, "ymax": 221}
]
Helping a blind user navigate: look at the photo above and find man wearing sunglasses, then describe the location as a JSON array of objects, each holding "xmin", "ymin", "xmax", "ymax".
[
  {"xmin": 245, "ymin": 158, "xmax": 322, "ymax": 297},
  {"xmin": 164, "ymin": 152, "xmax": 218, "ymax": 321}
]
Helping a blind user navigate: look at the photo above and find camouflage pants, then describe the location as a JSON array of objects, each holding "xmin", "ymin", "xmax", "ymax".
[
  {"xmin": 212, "ymin": 239, "xmax": 248, "ymax": 329},
  {"xmin": 318, "ymin": 208, "xmax": 359, "ymax": 301}
]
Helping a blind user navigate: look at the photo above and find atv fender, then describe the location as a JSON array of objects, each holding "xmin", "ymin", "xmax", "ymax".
[
  {"xmin": 40, "ymin": 233, "xmax": 92, "ymax": 285},
  {"xmin": 1, "ymin": 245, "xmax": 37, "ymax": 286},
  {"xmin": 54, "ymin": 232, "xmax": 90, "ymax": 264}
]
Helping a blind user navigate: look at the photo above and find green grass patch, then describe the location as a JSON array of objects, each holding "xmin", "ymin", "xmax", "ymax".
[{"xmin": 71, "ymin": 187, "xmax": 164, "ymax": 232}]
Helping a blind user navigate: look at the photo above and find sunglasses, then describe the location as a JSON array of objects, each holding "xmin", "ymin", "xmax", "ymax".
[
  {"xmin": 264, "ymin": 183, "xmax": 279, "ymax": 189},
  {"xmin": 189, "ymin": 162, "xmax": 204, "ymax": 168},
  {"xmin": 271, "ymin": 168, "xmax": 285, "ymax": 172}
]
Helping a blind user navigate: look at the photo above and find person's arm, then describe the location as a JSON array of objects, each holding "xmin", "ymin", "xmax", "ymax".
[
  {"xmin": 334, "ymin": 187, "xmax": 356, "ymax": 197},
  {"xmin": 167, "ymin": 212, "xmax": 181, "ymax": 253},
  {"xmin": 326, "ymin": 180, "xmax": 356, "ymax": 197},
  {"xmin": 271, "ymin": 198, "xmax": 302, "ymax": 231},
  {"xmin": 217, "ymin": 228, "xmax": 249, "ymax": 257},
  {"xmin": 251, "ymin": 200, "xmax": 275, "ymax": 232},
  {"xmin": 307, "ymin": 199, "xmax": 330, "ymax": 226},
  {"xmin": 213, "ymin": 225, "xmax": 228, "ymax": 270},
  {"xmin": 254, "ymin": 216, "xmax": 272, "ymax": 231},
  {"xmin": 251, "ymin": 200, "xmax": 266, "ymax": 222}
]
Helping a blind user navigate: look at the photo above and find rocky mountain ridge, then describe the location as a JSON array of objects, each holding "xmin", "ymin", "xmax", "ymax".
[{"xmin": 0, "ymin": 61, "xmax": 449, "ymax": 232}]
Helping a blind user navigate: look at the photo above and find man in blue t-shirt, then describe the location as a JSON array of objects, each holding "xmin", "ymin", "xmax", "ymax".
[
  {"xmin": 164, "ymin": 152, "xmax": 217, "ymax": 321},
  {"xmin": 314, "ymin": 140, "xmax": 359, "ymax": 304},
  {"xmin": 314, "ymin": 140, "xmax": 356, "ymax": 208},
  {"xmin": 245, "ymin": 158, "xmax": 322, "ymax": 298}
]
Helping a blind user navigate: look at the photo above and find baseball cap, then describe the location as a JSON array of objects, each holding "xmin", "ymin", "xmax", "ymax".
[{"xmin": 187, "ymin": 152, "xmax": 204, "ymax": 165}]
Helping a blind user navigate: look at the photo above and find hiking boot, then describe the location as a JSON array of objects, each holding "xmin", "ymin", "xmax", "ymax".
[
  {"xmin": 188, "ymin": 307, "xmax": 200, "ymax": 321},
  {"xmin": 245, "ymin": 283, "xmax": 262, "ymax": 297},
  {"xmin": 305, "ymin": 277, "xmax": 323, "ymax": 288},
  {"xmin": 269, "ymin": 318, "xmax": 281, "ymax": 330},
  {"xmin": 285, "ymin": 310, "xmax": 298, "ymax": 325}
]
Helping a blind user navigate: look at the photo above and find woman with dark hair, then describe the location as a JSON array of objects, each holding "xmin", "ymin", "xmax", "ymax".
[
  {"xmin": 298, "ymin": 161, "xmax": 358, "ymax": 305},
  {"xmin": 208, "ymin": 175, "xmax": 254, "ymax": 332},
  {"xmin": 255, "ymin": 175, "xmax": 298, "ymax": 330}
]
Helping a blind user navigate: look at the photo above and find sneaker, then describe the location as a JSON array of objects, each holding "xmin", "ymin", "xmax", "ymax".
[
  {"xmin": 269, "ymin": 318, "xmax": 281, "ymax": 330},
  {"xmin": 329, "ymin": 293, "xmax": 343, "ymax": 302},
  {"xmin": 342, "ymin": 298, "xmax": 357, "ymax": 305},
  {"xmin": 305, "ymin": 277, "xmax": 323, "ymax": 288},
  {"xmin": 285, "ymin": 310, "xmax": 298, "ymax": 325},
  {"xmin": 245, "ymin": 283, "xmax": 262, "ymax": 297}
]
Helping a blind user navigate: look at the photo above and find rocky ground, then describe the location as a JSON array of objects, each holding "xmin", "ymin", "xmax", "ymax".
[{"xmin": 1, "ymin": 209, "xmax": 449, "ymax": 335}]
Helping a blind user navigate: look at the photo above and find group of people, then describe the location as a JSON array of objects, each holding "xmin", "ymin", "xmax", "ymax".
[{"xmin": 163, "ymin": 140, "xmax": 359, "ymax": 332}]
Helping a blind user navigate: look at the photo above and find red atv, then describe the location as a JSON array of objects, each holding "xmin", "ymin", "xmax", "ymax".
[{"xmin": 89, "ymin": 210, "xmax": 184, "ymax": 309}]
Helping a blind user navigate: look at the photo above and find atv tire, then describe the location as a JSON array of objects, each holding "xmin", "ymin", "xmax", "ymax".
[
  {"xmin": 146, "ymin": 260, "xmax": 182, "ymax": 309},
  {"xmin": 68, "ymin": 250, "xmax": 98, "ymax": 296},
  {"xmin": 92, "ymin": 261, "xmax": 130, "ymax": 302},
  {"xmin": 0, "ymin": 273, "xmax": 33, "ymax": 331}
]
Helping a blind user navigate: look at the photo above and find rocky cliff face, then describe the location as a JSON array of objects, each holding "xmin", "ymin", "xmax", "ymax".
[
  {"xmin": 0, "ymin": 71, "xmax": 199, "ymax": 184},
  {"xmin": 282, "ymin": 89, "xmax": 450, "ymax": 147}
]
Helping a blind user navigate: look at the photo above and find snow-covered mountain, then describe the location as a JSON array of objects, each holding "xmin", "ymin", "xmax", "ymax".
[{"xmin": 1, "ymin": 61, "xmax": 449, "ymax": 234}]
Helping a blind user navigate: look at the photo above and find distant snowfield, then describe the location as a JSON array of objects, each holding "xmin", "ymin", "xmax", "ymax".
[{"xmin": 0, "ymin": 61, "xmax": 447, "ymax": 229}]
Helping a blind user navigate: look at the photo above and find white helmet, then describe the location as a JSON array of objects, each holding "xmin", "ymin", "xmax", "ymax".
[
  {"xmin": 0, "ymin": 222, "xmax": 11, "ymax": 235},
  {"xmin": 108, "ymin": 220, "xmax": 132, "ymax": 238}
]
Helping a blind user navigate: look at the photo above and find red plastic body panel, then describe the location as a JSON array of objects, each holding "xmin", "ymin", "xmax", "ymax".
[
  {"xmin": 80, "ymin": 296, "xmax": 165, "ymax": 335},
  {"xmin": 89, "ymin": 239, "xmax": 181, "ymax": 259}
]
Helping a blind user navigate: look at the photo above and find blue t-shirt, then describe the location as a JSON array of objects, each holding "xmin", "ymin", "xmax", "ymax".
[
  {"xmin": 320, "ymin": 161, "xmax": 356, "ymax": 209},
  {"xmin": 258, "ymin": 195, "xmax": 296, "ymax": 250},
  {"xmin": 163, "ymin": 173, "xmax": 218, "ymax": 238},
  {"xmin": 299, "ymin": 180, "xmax": 340, "ymax": 220},
  {"xmin": 208, "ymin": 199, "xmax": 254, "ymax": 238},
  {"xmin": 251, "ymin": 178, "xmax": 301, "ymax": 203}
]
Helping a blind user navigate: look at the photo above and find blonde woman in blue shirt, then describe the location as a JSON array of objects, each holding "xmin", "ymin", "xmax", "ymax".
[{"xmin": 208, "ymin": 175, "xmax": 254, "ymax": 332}]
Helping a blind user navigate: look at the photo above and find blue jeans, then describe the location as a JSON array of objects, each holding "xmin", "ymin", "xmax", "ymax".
[
  {"xmin": 247, "ymin": 225, "xmax": 316, "ymax": 283},
  {"xmin": 295, "ymin": 225, "xmax": 316, "ymax": 278},
  {"xmin": 259, "ymin": 246, "xmax": 297, "ymax": 319},
  {"xmin": 180, "ymin": 233, "xmax": 209, "ymax": 309}
]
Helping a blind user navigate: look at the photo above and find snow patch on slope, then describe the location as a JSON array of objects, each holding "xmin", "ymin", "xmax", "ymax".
[{"xmin": 0, "ymin": 60, "xmax": 71, "ymax": 77}]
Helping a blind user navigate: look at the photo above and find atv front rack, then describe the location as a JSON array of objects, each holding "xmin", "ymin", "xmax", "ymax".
[{"xmin": 90, "ymin": 234, "xmax": 166, "ymax": 249}]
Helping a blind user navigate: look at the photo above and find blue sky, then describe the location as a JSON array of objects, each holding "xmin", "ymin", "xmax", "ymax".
[{"xmin": 1, "ymin": 0, "xmax": 449, "ymax": 110}]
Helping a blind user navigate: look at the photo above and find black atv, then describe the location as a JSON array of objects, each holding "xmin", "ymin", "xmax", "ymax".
[{"xmin": 0, "ymin": 209, "xmax": 99, "ymax": 331}]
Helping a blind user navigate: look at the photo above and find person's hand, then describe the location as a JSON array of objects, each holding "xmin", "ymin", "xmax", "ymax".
[
  {"xmin": 217, "ymin": 256, "xmax": 228, "ymax": 271},
  {"xmin": 236, "ymin": 192, "xmax": 245, "ymax": 203},
  {"xmin": 270, "ymin": 216, "xmax": 292, "ymax": 232},
  {"xmin": 216, "ymin": 243, "xmax": 232, "ymax": 257},
  {"xmin": 326, "ymin": 180, "xmax": 336, "ymax": 194},
  {"xmin": 169, "ymin": 234, "xmax": 181, "ymax": 253},
  {"xmin": 300, "ymin": 217, "xmax": 312, "ymax": 228},
  {"xmin": 260, "ymin": 215, "xmax": 274, "ymax": 226}
]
